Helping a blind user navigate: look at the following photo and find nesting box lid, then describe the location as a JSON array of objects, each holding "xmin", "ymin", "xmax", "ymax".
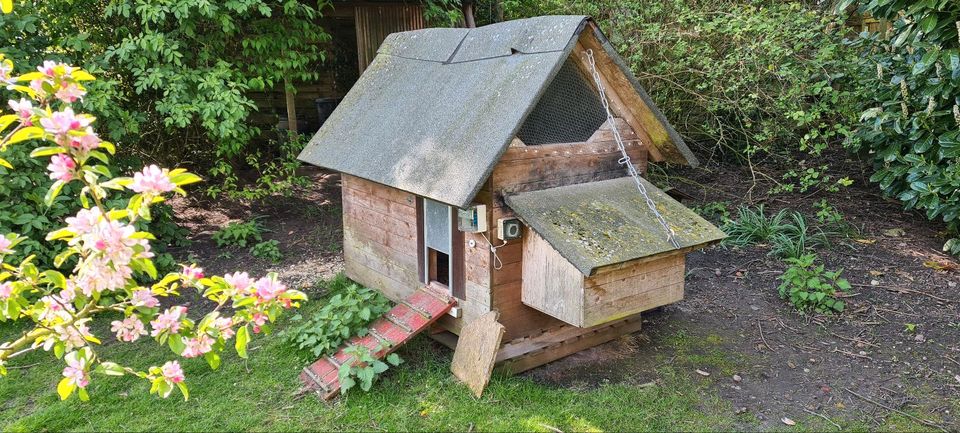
[
  {"xmin": 298, "ymin": 16, "xmax": 697, "ymax": 209},
  {"xmin": 504, "ymin": 177, "xmax": 727, "ymax": 275}
]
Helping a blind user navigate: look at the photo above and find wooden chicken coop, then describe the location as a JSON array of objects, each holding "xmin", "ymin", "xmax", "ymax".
[{"xmin": 297, "ymin": 15, "xmax": 725, "ymax": 381}]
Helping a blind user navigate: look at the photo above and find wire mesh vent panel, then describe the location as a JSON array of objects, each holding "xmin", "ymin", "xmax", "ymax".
[{"xmin": 516, "ymin": 57, "xmax": 607, "ymax": 145}]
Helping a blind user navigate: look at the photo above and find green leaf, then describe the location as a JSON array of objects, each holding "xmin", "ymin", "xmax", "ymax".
[
  {"xmin": 45, "ymin": 180, "xmax": 66, "ymax": 207},
  {"xmin": 96, "ymin": 362, "xmax": 126, "ymax": 376},
  {"xmin": 204, "ymin": 351, "xmax": 221, "ymax": 370},
  {"xmin": 919, "ymin": 15, "xmax": 938, "ymax": 34},
  {"xmin": 235, "ymin": 324, "xmax": 250, "ymax": 358},
  {"xmin": 168, "ymin": 334, "xmax": 186, "ymax": 355},
  {"xmin": 177, "ymin": 382, "xmax": 190, "ymax": 401},
  {"xmin": 30, "ymin": 147, "xmax": 67, "ymax": 158},
  {"xmin": 57, "ymin": 377, "xmax": 76, "ymax": 400},
  {"xmin": 7, "ymin": 126, "xmax": 44, "ymax": 145}
]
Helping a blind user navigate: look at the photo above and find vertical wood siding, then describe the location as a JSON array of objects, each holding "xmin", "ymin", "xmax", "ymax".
[{"xmin": 355, "ymin": 3, "xmax": 426, "ymax": 72}]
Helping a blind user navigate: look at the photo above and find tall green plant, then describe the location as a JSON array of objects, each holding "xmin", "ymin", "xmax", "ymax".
[
  {"xmin": 842, "ymin": 0, "xmax": 960, "ymax": 254},
  {"xmin": 495, "ymin": 0, "xmax": 861, "ymax": 159}
]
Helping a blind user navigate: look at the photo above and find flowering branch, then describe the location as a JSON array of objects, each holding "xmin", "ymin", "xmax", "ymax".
[{"xmin": 0, "ymin": 55, "xmax": 306, "ymax": 401}]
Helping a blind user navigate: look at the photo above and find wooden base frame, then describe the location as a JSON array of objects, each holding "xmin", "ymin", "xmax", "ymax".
[{"xmin": 429, "ymin": 313, "xmax": 642, "ymax": 375}]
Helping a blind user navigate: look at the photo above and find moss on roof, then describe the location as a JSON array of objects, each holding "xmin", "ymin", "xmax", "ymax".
[{"xmin": 505, "ymin": 177, "xmax": 726, "ymax": 275}]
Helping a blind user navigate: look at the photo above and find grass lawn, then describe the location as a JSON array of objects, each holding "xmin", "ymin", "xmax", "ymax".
[{"xmin": 0, "ymin": 297, "xmax": 740, "ymax": 432}]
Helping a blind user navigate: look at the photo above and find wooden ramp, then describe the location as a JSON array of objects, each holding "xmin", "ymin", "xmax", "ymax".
[{"xmin": 300, "ymin": 287, "xmax": 456, "ymax": 400}]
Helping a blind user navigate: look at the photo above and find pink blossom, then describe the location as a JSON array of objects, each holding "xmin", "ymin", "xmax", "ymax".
[
  {"xmin": 39, "ymin": 108, "xmax": 88, "ymax": 135},
  {"xmin": 131, "ymin": 165, "xmax": 175, "ymax": 195},
  {"xmin": 0, "ymin": 59, "xmax": 12, "ymax": 82},
  {"xmin": 181, "ymin": 334, "xmax": 213, "ymax": 358},
  {"xmin": 180, "ymin": 264, "xmax": 204, "ymax": 285},
  {"xmin": 73, "ymin": 256, "xmax": 133, "ymax": 296},
  {"xmin": 47, "ymin": 154, "xmax": 76, "ymax": 182},
  {"xmin": 38, "ymin": 60, "xmax": 74, "ymax": 78},
  {"xmin": 161, "ymin": 361, "xmax": 185, "ymax": 383},
  {"xmin": 0, "ymin": 236, "xmax": 13, "ymax": 255},
  {"xmin": 62, "ymin": 355, "xmax": 89, "ymax": 388},
  {"xmin": 8, "ymin": 98, "xmax": 33, "ymax": 125},
  {"xmin": 254, "ymin": 275, "xmax": 286, "ymax": 303},
  {"xmin": 37, "ymin": 294, "xmax": 75, "ymax": 323},
  {"xmin": 47, "ymin": 322, "xmax": 93, "ymax": 351},
  {"xmin": 212, "ymin": 317, "xmax": 235, "ymax": 339},
  {"xmin": 150, "ymin": 306, "xmax": 187, "ymax": 337},
  {"xmin": 66, "ymin": 207, "xmax": 102, "ymax": 235},
  {"xmin": 251, "ymin": 312, "xmax": 268, "ymax": 334},
  {"xmin": 131, "ymin": 289, "xmax": 160, "ymax": 308},
  {"xmin": 224, "ymin": 272, "xmax": 253, "ymax": 294},
  {"xmin": 110, "ymin": 316, "xmax": 147, "ymax": 342},
  {"xmin": 38, "ymin": 108, "xmax": 92, "ymax": 146},
  {"xmin": 55, "ymin": 82, "xmax": 85, "ymax": 103},
  {"xmin": 0, "ymin": 282, "xmax": 12, "ymax": 300},
  {"xmin": 29, "ymin": 78, "xmax": 46, "ymax": 97},
  {"xmin": 66, "ymin": 128, "xmax": 100, "ymax": 152}
]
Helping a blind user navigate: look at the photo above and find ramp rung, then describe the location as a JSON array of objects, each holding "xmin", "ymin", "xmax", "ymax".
[{"xmin": 299, "ymin": 287, "xmax": 456, "ymax": 400}]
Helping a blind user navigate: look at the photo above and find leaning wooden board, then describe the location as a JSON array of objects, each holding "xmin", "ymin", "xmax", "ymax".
[{"xmin": 451, "ymin": 311, "xmax": 505, "ymax": 398}]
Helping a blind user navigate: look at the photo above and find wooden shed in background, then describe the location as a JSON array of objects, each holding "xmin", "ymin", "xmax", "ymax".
[
  {"xmin": 298, "ymin": 16, "xmax": 726, "ymax": 375},
  {"xmin": 249, "ymin": 0, "xmax": 426, "ymax": 133}
]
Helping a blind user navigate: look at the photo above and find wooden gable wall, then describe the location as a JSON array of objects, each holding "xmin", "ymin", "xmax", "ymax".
[{"xmin": 487, "ymin": 120, "xmax": 648, "ymax": 341}]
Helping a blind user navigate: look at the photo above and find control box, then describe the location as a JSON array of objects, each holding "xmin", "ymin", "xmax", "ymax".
[
  {"xmin": 497, "ymin": 218, "xmax": 522, "ymax": 241},
  {"xmin": 457, "ymin": 205, "xmax": 488, "ymax": 233}
]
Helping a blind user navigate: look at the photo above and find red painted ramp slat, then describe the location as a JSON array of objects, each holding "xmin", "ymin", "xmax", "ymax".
[{"xmin": 300, "ymin": 286, "xmax": 456, "ymax": 400}]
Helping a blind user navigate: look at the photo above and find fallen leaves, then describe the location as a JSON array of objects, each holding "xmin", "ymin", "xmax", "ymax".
[
  {"xmin": 695, "ymin": 369, "xmax": 711, "ymax": 377},
  {"xmin": 781, "ymin": 417, "xmax": 796, "ymax": 426},
  {"xmin": 883, "ymin": 228, "xmax": 906, "ymax": 237},
  {"xmin": 923, "ymin": 260, "xmax": 959, "ymax": 272}
]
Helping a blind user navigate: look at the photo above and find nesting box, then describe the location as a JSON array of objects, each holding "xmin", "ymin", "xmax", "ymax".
[{"xmin": 298, "ymin": 15, "xmax": 725, "ymax": 373}]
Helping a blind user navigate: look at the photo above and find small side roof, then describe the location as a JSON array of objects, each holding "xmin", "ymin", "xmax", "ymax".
[
  {"xmin": 298, "ymin": 16, "xmax": 696, "ymax": 208},
  {"xmin": 505, "ymin": 177, "xmax": 726, "ymax": 275}
]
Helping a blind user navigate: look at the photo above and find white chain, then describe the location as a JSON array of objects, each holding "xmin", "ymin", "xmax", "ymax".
[{"xmin": 584, "ymin": 49, "xmax": 680, "ymax": 248}]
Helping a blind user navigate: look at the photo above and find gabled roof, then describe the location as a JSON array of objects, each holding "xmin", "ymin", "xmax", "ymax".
[
  {"xmin": 298, "ymin": 16, "xmax": 696, "ymax": 208},
  {"xmin": 505, "ymin": 177, "xmax": 726, "ymax": 275}
]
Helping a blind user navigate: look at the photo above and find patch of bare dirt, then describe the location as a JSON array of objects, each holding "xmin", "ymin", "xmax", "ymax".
[
  {"xmin": 525, "ymin": 160, "xmax": 960, "ymax": 430},
  {"xmin": 168, "ymin": 168, "xmax": 344, "ymax": 292},
  {"xmin": 167, "ymin": 159, "xmax": 960, "ymax": 430}
]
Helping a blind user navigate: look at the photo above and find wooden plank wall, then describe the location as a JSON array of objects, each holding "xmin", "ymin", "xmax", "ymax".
[
  {"xmin": 519, "ymin": 229, "xmax": 585, "ymax": 327},
  {"xmin": 342, "ymin": 175, "xmax": 490, "ymax": 333},
  {"xmin": 582, "ymin": 253, "xmax": 684, "ymax": 328},
  {"xmin": 355, "ymin": 3, "xmax": 426, "ymax": 72},
  {"xmin": 488, "ymin": 121, "xmax": 646, "ymax": 341},
  {"xmin": 341, "ymin": 175, "xmax": 421, "ymax": 301}
]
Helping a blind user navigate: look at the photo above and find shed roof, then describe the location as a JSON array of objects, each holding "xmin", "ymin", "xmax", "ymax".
[
  {"xmin": 505, "ymin": 177, "xmax": 726, "ymax": 275},
  {"xmin": 298, "ymin": 16, "xmax": 696, "ymax": 208}
]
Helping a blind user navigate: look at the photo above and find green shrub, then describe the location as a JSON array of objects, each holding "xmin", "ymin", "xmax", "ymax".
[
  {"xmin": 842, "ymin": 1, "xmax": 960, "ymax": 255},
  {"xmin": 723, "ymin": 206, "xmax": 831, "ymax": 259},
  {"xmin": 768, "ymin": 212, "xmax": 831, "ymax": 260},
  {"xmin": 337, "ymin": 345, "xmax": 403, "ymax": 394},
  {"xmin": 250, "ymin": 240, "xmax": 283, "ymax": 263},
  {"xmin": 778, "ymin": 253, "xmax": 851, "ymax": 313},
  {"xmin": 496, "ymin": 0, "xmax": 861, "ymax": 159},
  {"xmin": 212, "ymin": 218, "xmax": 265, "ymax": 248},
  {"xmin": 283, "ymin": 278, "xmax": 392, "ymax": 358},
  {"xmin": 0, "ymin": 1, "xmax": 331, "ymax": 195},
  {"xmin": 722, "ymin": 205, "xmax": 790, "ymax": 247}
]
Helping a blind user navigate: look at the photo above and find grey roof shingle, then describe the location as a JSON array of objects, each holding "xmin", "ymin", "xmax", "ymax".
[
  {"xmin": 298, "ymin": 16, "xmax": 695, "ymax": 208},
  {"xmin": 505, "ymin": 177, "xmax": 727, "ymax": 275}
]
